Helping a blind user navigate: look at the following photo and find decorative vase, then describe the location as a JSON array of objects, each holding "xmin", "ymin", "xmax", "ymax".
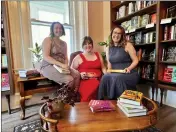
[{"xmin": 47, "ymin": 99, "xmax": 65, "ymax": 119}]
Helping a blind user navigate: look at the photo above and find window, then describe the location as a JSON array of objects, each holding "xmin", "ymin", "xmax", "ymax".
[{"xmin": 29, "ymin": 1, "xmax": 73, "ymax": 57}]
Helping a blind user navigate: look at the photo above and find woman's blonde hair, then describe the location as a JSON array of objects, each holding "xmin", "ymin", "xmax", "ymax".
[{"xmin": 109, "ymin": 25, "xmax": 127, "ymax": 48}]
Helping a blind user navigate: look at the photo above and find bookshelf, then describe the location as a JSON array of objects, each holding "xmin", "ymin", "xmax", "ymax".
[
  {"xmin": 1, "ymin": 1, "xmax": 13, "ymax": 113},
  {"xmin": 110, "ymin": 1, "xmax": 176, "ymax": 105},
  {"xmin": 157, "ymin": 1, "xmax": 176, "ymax": 106}
]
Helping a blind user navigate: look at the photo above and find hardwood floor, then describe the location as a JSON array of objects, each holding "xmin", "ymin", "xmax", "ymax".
[{"xmin": 2, "ymin": 103, "xmax": 176, "ymax": 132}]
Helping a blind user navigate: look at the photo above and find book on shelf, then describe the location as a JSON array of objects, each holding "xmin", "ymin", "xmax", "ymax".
[
  {"xmin": 118, "ymin": 90, "xmax": 143, "ymax": 106},
  {"xmin": 166, "ymin": 5, "xmax": 176, "ymax": 18},
  {"xmin": 1, "ymin": 54, "xmax": 8, "ymax": 67},
  {"xmin": 163, "ymin": 65, "xmax": 176, "ymax": 83},
  {"xmin": 1, "ymin": 73, "xmax": 10, "ymax": 91},
  {"xmin": 53, "ymin": 64, "xmax": 70, "ymax": 74},
  {"xmin": 142, "ymin": 64, "xmax": 155, "ymax": 80},
  {"xmin": 88, "ymin": 100, "xmax": 115, "ymax": 113},
  {"xmin": 150, "ymin": 13, "xmax": 156, "ymax": 24},
  {"xmin": 162, "ymin": 46, "xmax": 176, "ymax": 62},
  {"xmin": 163, "ymin": 24, "xmax": 176, "ymax": 40},
  {"xmin": 117, "ymin": 102, "xmax": 147, "ymax": 117}
]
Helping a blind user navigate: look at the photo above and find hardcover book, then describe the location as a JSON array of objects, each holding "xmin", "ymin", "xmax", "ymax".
[
  {"xmin": 1, "ymin": 73, "xmax": 10, "ymax": 91},
  {"xmin": 119, "ymin": 90, "xmax": 143, "ymax": 106},
  {"xmin": 117, "ymin": 102, "xmax": 147, "ymax": 117},
  {"xmin": 117, "ymin": 101, "xmax": 147, "ymax": 113},
  {"xmin": 89, "ymin": 100, "xmax": 115, "ymax": 113}
]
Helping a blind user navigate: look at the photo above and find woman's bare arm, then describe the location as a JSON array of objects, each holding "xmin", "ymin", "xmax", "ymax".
[
  {"xmin": 98, "ymin": 52, "xmax": 107, "ymax": 74},
  {"xmin": 106, "ymin": 46, "xmax": 112, "ymax": 70},
  {"xmin": 70, "ymin": 55, "xmax": 81, "ymax": 70},
  {"xmin": 42, "ymin": 37, "xmax": 66, "ymax": 68},
  {"xmin": 125, "ymin": 42, "xmax": 139, "ymax": 72}
]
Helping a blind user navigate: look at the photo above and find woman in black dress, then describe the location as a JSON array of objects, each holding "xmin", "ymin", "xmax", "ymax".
[{"xmin": 98, "ymin": 25, "xmax": 139, "ymax": 99}]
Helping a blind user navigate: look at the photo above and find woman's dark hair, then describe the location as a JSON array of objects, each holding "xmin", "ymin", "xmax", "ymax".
[
  {"xmin": 50, "ymin": 22, "xmax": 65, "ymax": 37},
  {"xmin": 82, "ymin": 36, "xmax": 93, "ymax": 48},
  {"xmin": 109, "ymin": 25, "xmax": 127, "ymax": 48}
]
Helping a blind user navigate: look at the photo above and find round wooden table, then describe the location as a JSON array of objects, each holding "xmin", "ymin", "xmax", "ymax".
[{"xmin": 39, "ymin": 96, "xmax": 158, "ymax": 132}]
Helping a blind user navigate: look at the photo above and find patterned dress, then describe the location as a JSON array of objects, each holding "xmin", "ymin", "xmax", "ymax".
[
  {"xmin": 40, "ymin": 38, "xmax": 80, "ymax": 89},
  {"xmin": 98, "ymin": 46, "xmax": 139, "ymax": 99}
]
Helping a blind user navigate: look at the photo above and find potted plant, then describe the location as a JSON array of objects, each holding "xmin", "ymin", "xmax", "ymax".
[
  {"xmin": 41, "ymin": 84, "xmax": 77, "ymax": 119},
  {"xmin": 98, "ymin": 35, "xmax": 111, "ymax": 66},
  {"xmin": 28, "ymin": 42, "xmax": 42, "ymax": 69}
]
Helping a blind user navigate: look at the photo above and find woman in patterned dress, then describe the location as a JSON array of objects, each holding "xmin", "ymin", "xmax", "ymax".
[{"xmin": 40, "ymin": 22, "xmax": 80, "ymax": 90}]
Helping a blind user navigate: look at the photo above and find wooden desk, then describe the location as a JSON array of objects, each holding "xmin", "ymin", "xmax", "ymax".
[
  {"xmin": 17, "ymin": 76, "xmax": 57, "ymax": 120},
  {"xmin": 40, "ymin": 96, "xmax": 158, "ymax": 132}
]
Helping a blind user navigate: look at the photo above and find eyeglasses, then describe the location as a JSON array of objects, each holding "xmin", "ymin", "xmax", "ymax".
[{"xmin": 113, "ymin": 32, "xmax": 122, "ymax": 35}]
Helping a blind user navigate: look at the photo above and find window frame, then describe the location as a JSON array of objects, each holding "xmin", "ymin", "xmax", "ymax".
[{"xmin": 29, "ymin": 1, "xmax": 74, "ymax": 58}]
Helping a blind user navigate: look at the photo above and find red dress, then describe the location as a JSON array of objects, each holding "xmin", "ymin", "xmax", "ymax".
[{"xmin": 78, "ymin": 52, "xmax": 102, "ymax": 102}]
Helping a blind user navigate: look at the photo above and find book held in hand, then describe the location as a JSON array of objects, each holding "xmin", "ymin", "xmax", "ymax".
[
  {"xmin": 89, "ymin": 100, "xmax": 115, "ymax": 113},
  {"xmin": 53, "ymin": 64, "xmax": 70, "ymax": 74}
]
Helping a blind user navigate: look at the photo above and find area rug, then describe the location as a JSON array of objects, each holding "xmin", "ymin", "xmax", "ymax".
[{"xmin": 14, "ymin": 119, "xmax": 163, "ymax": 132}]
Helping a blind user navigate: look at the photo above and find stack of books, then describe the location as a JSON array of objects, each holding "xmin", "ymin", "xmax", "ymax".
[
  {"xmin": 89, "ymin": 100, "xmax": 115, "ymax": 113},
  {"xmin": 117, "ymin": 90, "xmax": 147, "ymax": 117}
]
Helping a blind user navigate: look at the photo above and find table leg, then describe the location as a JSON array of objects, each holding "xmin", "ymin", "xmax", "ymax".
[
  {"xmin": 20, "ymin": 96, "xmax": 25, "ymax": 120},
  {"xmin": 160, "ymin": 88, "xmax": 164, "ymax": 107},
  {"xmin": 151, "ymin": 84, "xmax": 155, "ymax": 101},
  {"xmin": 5, "ymin": 94, "xmax": 11, "ymax": 114}
]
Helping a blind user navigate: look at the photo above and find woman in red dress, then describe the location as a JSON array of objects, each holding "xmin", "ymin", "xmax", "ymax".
[{"xmin": 71, "ymin": 36, "xmax": 106, "ymax": 102}]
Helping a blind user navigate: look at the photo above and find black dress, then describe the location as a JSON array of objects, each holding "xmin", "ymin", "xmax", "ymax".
[{"xmin": 98, "ymin": 46, "xmax": 139, "ymax": 99}]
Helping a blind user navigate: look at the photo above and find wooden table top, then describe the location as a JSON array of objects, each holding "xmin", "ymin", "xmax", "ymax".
[{"xmin": 57, "ymin": 99, "xmax": 158, "ymax": 132}]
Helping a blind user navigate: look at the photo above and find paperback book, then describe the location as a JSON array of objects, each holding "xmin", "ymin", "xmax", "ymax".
[
  {"xmin": 89, "ymin": 100, "xmax": 115, "ymax": 113},
  {"xmin": 53, "ymin": 64, "xmax": 70, "ymax": 74}
]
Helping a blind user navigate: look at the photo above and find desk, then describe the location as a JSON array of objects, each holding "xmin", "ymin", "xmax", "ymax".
[
  {"xmin": 17, "ymin": 76, "xmax": 57, "ymax": 120},
  {"xmin": 40, "ymin": 96, "xmax": 158, "ymax": 132}
]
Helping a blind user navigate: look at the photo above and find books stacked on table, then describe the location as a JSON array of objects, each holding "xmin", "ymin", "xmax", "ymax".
[
  {"xmin": 89, "ymin": 100, "xmax": 115, "ymax": 113},
  {"xmin": 117, "ymin": 90, "xmax": 147, "ymax": 117}
]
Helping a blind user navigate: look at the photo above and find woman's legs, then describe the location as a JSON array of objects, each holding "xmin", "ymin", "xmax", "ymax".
[{"xmin": 41, "ymin": 65, "xmax": 80, "ymax": 89}]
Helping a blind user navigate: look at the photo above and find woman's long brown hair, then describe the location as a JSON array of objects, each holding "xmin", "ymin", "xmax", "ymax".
[{"xmin": 109, "ymin": 25, "xmax": 127, "ymax": 48}]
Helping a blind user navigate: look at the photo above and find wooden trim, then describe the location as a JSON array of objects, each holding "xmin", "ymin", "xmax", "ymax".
[{"xmin": 1, "ymin": 1, "xmax": 14, "ymax": 95}]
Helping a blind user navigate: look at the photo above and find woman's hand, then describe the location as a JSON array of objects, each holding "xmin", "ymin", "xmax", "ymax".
[
  {"xmin": 124, "ymin": 68, "xmax": 130, "ymax": 73},
  {"xmin": 80, "ymin": 72, "xmax": 88, "ymax": 79},
  {"xmin": 60, "ymin": 64, "xmax": 69, "ymax": 69}
]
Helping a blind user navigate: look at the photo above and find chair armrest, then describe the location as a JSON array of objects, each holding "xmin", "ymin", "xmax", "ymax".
[{"xmin": 39, "ymin": 103, "xmax": 58, "ymax": 124}]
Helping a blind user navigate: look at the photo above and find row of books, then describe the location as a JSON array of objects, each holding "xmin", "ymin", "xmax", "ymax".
[
  {"xmin": 1, "ymin": 54, "xmax": 8, "ymax": 67},
  {"xmin": 117, "ymin": 1, "xmax": 156, "ymax": 19},
  {"xmin": 137, "ymin": 64, "xmax": 155, "ymax": 80},
  {"xmin": 163, "ymin": 65, "xmax": 176, "ymax": 83},
  {"xmin": 121, "ymin": 14, "xmax": 156, "ymax": 32},
  {"xmin": 162, "ymin": 46, "xmax": 176, "ymax": 62},
  {"xmin": 1, "ymin": 73, "xmax": 10, "ymax": 91},
  {"xmin": 163, "ymin": 24, "xmax": 176, "ymax": 40},
  {"xmin": 127, "ymin": 31, "xmax": 156, "ymax": 45},
  {"xmin": 117, "ymin": 90, "xmax": 147, "ymax": 117},
  {"xmin": 166, "ymin": 5, "xmax": 176, "ymax": 18},
  {"xmin": 140, "ymin": 49, "xmax": 155, "ymax": 62}
]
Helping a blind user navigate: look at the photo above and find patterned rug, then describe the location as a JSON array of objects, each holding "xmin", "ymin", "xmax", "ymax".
[{"xmin": 14, "ymin": 119, "xmax": 163, "ymax": 132}]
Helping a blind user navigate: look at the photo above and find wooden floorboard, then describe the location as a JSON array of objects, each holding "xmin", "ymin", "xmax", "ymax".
[{"xmin": 1, "ymin": 104, "xmax": 176, "ymax": 132}]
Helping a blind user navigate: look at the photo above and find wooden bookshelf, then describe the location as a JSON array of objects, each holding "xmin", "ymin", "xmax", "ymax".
[
  {"xmin": 110, "ymin": 1, "xmax": 176, "ymax": 105},
  {"xmin": 157, "ymin": 1, "xmax": 176, "ymax": 106},
  {"xmin": 1, "ymin": 1, "xmax": 13, "ymax": 114}
]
